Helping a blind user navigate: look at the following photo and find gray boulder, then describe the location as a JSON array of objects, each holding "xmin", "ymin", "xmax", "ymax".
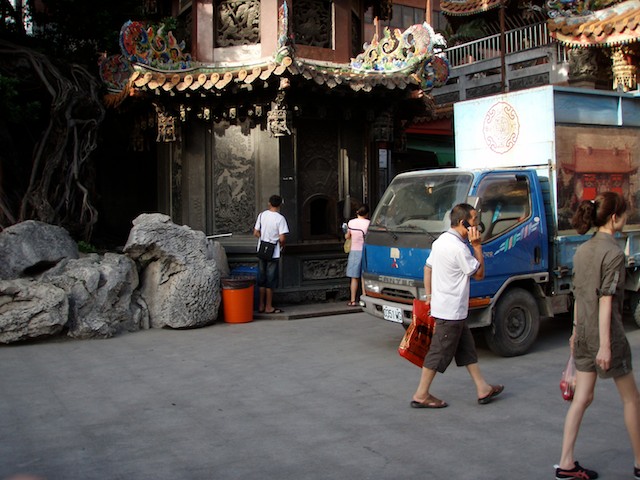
[
  {"xmin": 41, "ymin": 253, "xmax": 149, "ymax": 339},
  {"xmin": 208, "ymin": 240, "xmax": 230, "ymax": 278},
  {"xmin": 0, "ymin": 220, "xmax": 79, "ymax": 280},
  {"xmin": 124, "ymin": 214, "xmax": 221, "ymax": 329},
  {"xmin": 0, "ymin": 279, "xmax": 69, "ymax": 343}
]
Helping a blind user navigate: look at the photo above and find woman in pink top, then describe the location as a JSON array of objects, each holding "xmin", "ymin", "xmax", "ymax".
[{"xmin": 345, "ymin": 204, "xmax": 370, "ymax": 306}]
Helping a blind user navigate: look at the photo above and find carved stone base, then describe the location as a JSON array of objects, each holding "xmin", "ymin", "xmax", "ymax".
[{"xmin": 273, "ymin": 285, "xmax": 351, "ymax": 305}]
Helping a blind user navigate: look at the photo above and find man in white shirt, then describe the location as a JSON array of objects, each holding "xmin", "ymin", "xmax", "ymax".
[
  {"xmin": 411, "ymin": 203, "xmax": 504, "ymax": 408},
  {"xmin": 253, "ymin": 195, "xmax": 289, "ymax": 314}
]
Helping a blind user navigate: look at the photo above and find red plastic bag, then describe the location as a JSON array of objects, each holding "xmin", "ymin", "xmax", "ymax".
[
  {"xmin": 398, "ymin": 299, "xmax": 436, "ymax": 367},
  {"xmin": 560, "ymin": 354, "xmax": 577, "ymax": 401}
]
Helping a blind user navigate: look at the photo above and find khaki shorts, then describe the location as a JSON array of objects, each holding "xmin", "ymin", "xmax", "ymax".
[
  {"xmin": 423, "ymin": 319, "xmax": 478, "ymax": 373},
  {"xmin": 574, "ymin": 323, "xmax": 633, "ymax": 379}
]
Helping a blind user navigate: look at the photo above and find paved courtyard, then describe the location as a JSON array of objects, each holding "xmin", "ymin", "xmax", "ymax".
[{"xmin": 1, "ymin": 312, "xmax": 639, "ymax": 480}]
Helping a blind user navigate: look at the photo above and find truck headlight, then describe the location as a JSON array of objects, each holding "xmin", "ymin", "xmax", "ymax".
[{"xmin": 363, "ymin": 279, "xmax": 382, "ymax": 294}]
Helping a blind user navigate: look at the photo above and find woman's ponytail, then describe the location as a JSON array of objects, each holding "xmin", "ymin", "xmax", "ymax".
[
  {"xmin": 571, "ymin": 200, "xmax": 596, "ymax": 235},
  {"xmin": 570, "ymin": 192, "xmax": 627, "ymax": 235}
]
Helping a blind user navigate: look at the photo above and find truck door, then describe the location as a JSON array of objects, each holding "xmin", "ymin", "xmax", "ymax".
[{"xmin": 471, "ymin": 172, "xmax": 546, "ymax": 298}]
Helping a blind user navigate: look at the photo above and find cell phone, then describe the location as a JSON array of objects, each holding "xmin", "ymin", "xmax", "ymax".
[{"xmin": 462, "ymin": 220, "xmax": 471, "ymax": 229}]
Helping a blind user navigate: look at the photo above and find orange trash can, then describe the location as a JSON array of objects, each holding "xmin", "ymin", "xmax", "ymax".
[{"xmin": 221, "ymin": 277, "xmax": 255, "ymax": 323}]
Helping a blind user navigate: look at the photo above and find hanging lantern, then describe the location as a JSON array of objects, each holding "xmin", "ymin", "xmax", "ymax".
[{"xmin": 611, "ymin": 45, "xmax": 638, "ymax": 92}]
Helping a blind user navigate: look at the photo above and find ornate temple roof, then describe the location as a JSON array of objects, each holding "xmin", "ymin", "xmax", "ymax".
[
  {"xmin": 102, "ymin": 16, "xmax": 450, "ymax": 106},
  {"xmin": 120, "ymin": 58, "xmax": 422, "ymax": 96},
  {"xmin": 548, "ymin": 0, "xmax": 640, "ymax": 47},
  {"xmin": 440, "ymin": 0, "xmax": 505, "ymax": 17}
]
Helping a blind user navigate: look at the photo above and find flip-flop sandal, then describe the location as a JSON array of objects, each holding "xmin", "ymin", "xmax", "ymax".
[
  {"xmin": 347, "ymin": 301, "xmax": 359, "ymax": 306},
  {"xmin": 410, "ymin": 397, "xmax": 448, "ymax": 409},
  {"xmin": 478, "ymin": 384, "xmax": 504, "ymax": 405},
  {"xmin": 264, "ymin": 309, "xmax": 283, "ymax": 314}
]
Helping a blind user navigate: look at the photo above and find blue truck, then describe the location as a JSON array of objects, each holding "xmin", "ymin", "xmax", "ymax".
[{"xmin": 360, "ymin": 86, "xmax": 640, "ymax": 356}]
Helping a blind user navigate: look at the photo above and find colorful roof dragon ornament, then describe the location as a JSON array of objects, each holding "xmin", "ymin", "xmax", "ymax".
[
  {"xmin": 100, "ymin": 20, "xmax": 192, "ymax": 90},
  {"xmin": 350, "ymin": 22, "xmax": 450, "ymax": 92}
]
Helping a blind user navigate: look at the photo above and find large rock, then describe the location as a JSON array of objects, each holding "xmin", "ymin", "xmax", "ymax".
[
  {"xmin": 124, "ymin": 214, "xmax": 221, "ymax": 328},
  {"xmin": 0, "ymin": 279, "xmax": 69, "ymax": 343},
  {"xmin": 0, "ymin": 220, "xmax": 79, "ymax": 280},
  {"xmin": 208, "ymin": 240, "xmax": 230, "ymax": 279},
  {"xmin": 41, "ymin": 253, "xmax": 149, "ymax": 339}
]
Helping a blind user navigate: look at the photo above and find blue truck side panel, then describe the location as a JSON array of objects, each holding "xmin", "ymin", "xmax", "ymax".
[{"xmin": 467, "ymin": 170, "xmax": 548, "ymax": 298}]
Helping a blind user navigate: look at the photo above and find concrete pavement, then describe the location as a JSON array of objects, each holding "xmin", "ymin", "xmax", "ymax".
[{"xmin": 2, "ymin": 310, "xmax": 639, "ymax": 480}]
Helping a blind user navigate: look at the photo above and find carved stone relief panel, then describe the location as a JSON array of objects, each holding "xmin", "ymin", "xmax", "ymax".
[
  {"xmin": 467, "ymin": 83, "xmax": 502, "ymax": 100},
  {"xmin": 213, "ymin": 124, "xmax": 256, "ymax": 233},
  {"xmin": 302, "ymin": 258, "xmax": 348, "ymax": 280},
  {"xmin": 509, "ymin": 73, "xmax": 550, "ymax": 91},
  {"xmin": 568, "ymin": 48, "xmax": 598, "ymax": 82},
  {"xmin": 216, "ymin": 0, "xmax": 261, "ymax": 47},
  {"xmin": 433, "ymin": 91, "xmax": 460, "ymax": 105},
  {"xmin": 292, "ymin": 0, "xmax": 332, "ymax": 48}
]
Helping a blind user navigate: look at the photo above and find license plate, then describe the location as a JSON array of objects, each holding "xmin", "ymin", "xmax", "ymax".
[{"xmin": 383, "ymin": 305, "xmax": 403, "ymax": 323}]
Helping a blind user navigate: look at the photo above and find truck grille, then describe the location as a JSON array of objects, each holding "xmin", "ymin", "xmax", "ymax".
[{"xmin": 381, "ymin": 288, "xmax": 415, "ymax": 302}]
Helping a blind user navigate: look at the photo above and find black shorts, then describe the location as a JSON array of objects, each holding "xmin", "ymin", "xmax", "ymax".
[{"xmin": 423, "ymin": 319, "xmax": 478, "ymax": 373}]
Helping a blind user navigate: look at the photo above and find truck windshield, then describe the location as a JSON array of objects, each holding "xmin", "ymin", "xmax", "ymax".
[{"xmin": 370, "ymin": 173, "xmax": 473, "ymax": 234}]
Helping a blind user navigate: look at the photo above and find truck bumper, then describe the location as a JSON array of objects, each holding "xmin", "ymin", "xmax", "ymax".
[
  {"xmin": 360, "ymin": 295, "xmax": 413, "ymax": 327},
  {"xmin": 361, "ymin": 294, "xmax": 494, "ymax": 329}
]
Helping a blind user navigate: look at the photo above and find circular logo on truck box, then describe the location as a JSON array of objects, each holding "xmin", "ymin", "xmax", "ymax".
[{"xmin": 483, "ymin": 102, "xmax": 519, "ymax": 154}]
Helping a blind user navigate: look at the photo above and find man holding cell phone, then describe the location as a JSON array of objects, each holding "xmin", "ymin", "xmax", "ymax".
[{"xmin": 410, "ymin": 203, "xmax": 504, "ymax": 409}]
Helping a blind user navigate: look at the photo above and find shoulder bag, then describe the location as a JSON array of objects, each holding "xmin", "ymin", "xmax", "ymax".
[
  {"xmin": 344, "ymin": 225, "xmax": 366, "ymax": 254},
  {"xmin": 257, "ymin": 239, "xmax": 277, "ymax": 260},
  {"xmin": 343, "ymin": 237, "xmax": 352, "ymax": 253}
]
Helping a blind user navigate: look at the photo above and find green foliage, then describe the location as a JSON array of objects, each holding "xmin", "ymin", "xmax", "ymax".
[
  {"xmin": 160, "ymin": 16, "xmax": 178, "ymax": 33},
  {"xmin": 447, "ymin": 19, "xmax": 488, "ymax": 45},
  {"xmin": 30, "ymin": 0, "xmax": 143, "ymax": 68},
  {"xmin": 78, "ymin": 240, "xmax": 98, "ymax": 254}
]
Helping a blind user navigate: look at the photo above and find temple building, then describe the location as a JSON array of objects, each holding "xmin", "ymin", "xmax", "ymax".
[
  {"xmin": 547, "ymin": 0, "xmax": 640, "ymax": 91},
  {"xmin": 98, "ymin": 0, "xmax": 639, "ymax": 304},
  {"xmin": 100, "ymin": 0, "xmax": 449, "ymax": 303}
]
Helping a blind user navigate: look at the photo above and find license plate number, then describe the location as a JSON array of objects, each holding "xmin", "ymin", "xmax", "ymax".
[{"xmin": 383, "ymin": 305, "xmax": 403, "ymax": 323}]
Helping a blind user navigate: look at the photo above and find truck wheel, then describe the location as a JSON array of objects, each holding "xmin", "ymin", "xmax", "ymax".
[
  {"xmin": 630, "ymin": 292, "xmax": 640, "ymax": 328},
  {"xmin": 484, "ymin": 288, "xmax": 540, "ymax": 357}
]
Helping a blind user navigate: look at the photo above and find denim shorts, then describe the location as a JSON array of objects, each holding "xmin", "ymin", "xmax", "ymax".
[{"xmin": 257, "ymin": 258, "xmax": 279, "ymax": 290}]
